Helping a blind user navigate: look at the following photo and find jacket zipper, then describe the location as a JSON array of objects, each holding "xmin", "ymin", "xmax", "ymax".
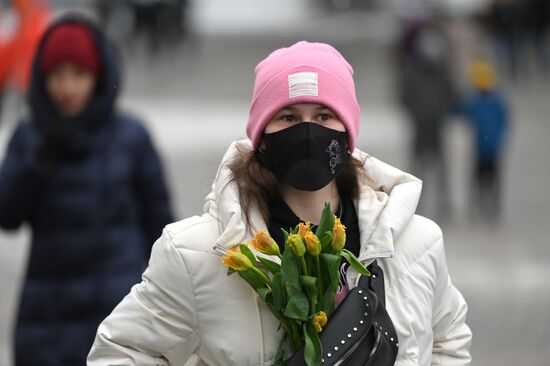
[{"xmin": 213, "ymin": 243, "xmax": 227, "ymax": 255}]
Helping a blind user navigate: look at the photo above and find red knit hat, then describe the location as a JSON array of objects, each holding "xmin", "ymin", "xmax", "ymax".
[{"xmin": 40, "ymin": 23, "xmax": 101, "ymax": 76}]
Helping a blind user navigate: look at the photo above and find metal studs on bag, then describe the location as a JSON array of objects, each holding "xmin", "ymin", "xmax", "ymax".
[{"xmin": 321, "ymin": 289, "xmax": 370, "ymax": 363}]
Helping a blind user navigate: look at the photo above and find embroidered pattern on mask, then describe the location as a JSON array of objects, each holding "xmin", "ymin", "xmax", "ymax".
[{"xmin": 326, "ymin": 139, "xmax": 343, "ymax": 174}]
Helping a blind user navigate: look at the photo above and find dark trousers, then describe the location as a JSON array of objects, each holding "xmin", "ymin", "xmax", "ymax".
[
  {"xmin": 471, "ymin": 159, "xmax": 501, "ymax": 222},
  {"xmin": 411, "ymin": 133, "xmax": 450, "ymax": 220}
]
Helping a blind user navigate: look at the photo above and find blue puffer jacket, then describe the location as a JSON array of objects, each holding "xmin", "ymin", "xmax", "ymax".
[
  {"xmin": 0, "ymin": 16, "xmax": 173, "ymax": 366},
  {"xmin": 463, "ymin": 90, "xmax": 509, "ymax": 163}
]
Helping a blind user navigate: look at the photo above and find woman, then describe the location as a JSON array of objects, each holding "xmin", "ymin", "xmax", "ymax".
[
  {"xmin": 88, "ymin": 41, "xmax": 471, "ymax": 365},
  {"xmin": 0, "ymin": 15, "xmax": 173, "ymax": 365}
]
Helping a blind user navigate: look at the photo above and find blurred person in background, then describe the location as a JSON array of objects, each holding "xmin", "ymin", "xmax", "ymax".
[
  {"xmin": 523, "ymin": 0, "xmax": 550, "ymax": 76},
  {"xmin": 0, "ymin": 14, "xmax": 173, "ymax": 365},
  {"xmin": 96, "ymin": 0, "xmax": 189, "ymax": 55},
  {"xmin": 481, "ymin": 0, "xmax": 528, "ymax": 80},
  {"xmin": 462, "ymin": 60, "xmax": 509, "ymax": 223},
  {"xmin": 0, "ymin": 0, "xmax": 12, "ymax": 122},
  {"xmin": 88, "ymin": 41, "xmax": 471, "ymax": 366},
  {"xmin": 132, "ymin": 0, "xmax": 189, "ymax": 52},
  {"xmin": 396, "ymin": 19, "xmax": 457, "ymax": 220},
  {"xmin": 0, "ymin": 0, "xmax": 50, "ymax": 123},
  {"xmin": 0, "ymin": 0, "xmax": 51, "ymax": 94}
]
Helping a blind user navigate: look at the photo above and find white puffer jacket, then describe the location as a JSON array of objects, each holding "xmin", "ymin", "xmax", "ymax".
[{"xmin": 87, "ymin": 140, "xmax": 472, "ymax": 366}]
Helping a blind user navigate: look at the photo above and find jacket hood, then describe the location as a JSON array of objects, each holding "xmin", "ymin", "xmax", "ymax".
[
  {"xmin": 28, "ymin": 14, "xmax": 120, "ymax": 136},
  {"xmin": 208, "ymin": 139, "xmax": 422, "ymax": 263}
]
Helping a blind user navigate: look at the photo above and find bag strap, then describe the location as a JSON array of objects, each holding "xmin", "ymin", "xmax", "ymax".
[
  {"xmin": 358, "ymin": 260, "xmax": 399, "ymax": 354},
  {"xmin": 358, "ymin": 260, "xmax": 386, "ymax": 307}
]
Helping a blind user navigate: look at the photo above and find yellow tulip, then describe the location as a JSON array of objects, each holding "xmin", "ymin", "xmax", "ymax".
[
  {"xmin": 287, "ymin": 233, "xmax": 306, "ymax": 257},
  {"xmin": 298, "ymin": 221, "xmax": 312, "ymax": 238},
  {"xmin": 312, "ymin": 311, "xmax": 328, "ymax": 333},
  {"xmin": 251, "ymin": 230, "xmax": 281, "ymax": 256},
  {"xmin": 304, "ymin": 232, "xmax": 321, "ymax": 256},
  {"xmin": 222, "ymin": 248, "xmax": 253, "ymax": 272},
  {"xmin": 331, "ymin": 218, "xmax": 346, "ymax": 252}
]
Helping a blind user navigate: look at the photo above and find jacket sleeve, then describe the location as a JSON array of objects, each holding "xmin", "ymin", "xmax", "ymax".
[
  {"xmin": 87, "ymin": 230, "xmax": 200, "ymax": 365},
  {"xmin": 431, "ymin": 238, "xmax": 472, "ymax": 365},
  {"xmin": 134, "ymin": 125, "xmax": 174, "ymax": 252},
  {"xmin": 0, "ymin": 122, "xmax": 49, "ymax": 229}
]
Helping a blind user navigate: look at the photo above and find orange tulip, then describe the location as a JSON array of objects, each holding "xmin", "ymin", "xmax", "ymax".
[
  {"xmin": 298, "ymin": 221, "xmax": 312, "ymax": 238},
  {"xmin": 304, "ymin": 232, "xmax": 321, "ymax": 256},
  {"xmin": 222, "ymin": 249, "xmax": 253, "ymax": 272},
  {"xmin": 331, "ymin": 218, "xmax": 346, "ymax": 252},
  {"xmin": 251, "ymin": 230, "xmax": 281, "ymax": 256}
]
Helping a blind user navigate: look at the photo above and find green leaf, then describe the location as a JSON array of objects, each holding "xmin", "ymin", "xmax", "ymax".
[
  {"xmin": 319, "ymin": 253, "xmax": 341, "ymax": 315},
  {"xmin": 340, "ymin": 249, "xmax": 371, "ymax": 276},
  {"xmin": 303, "ymin": 322, "xmax": 322, "ymax": 366},
  {"xmin": 281, "ymin": 228, "xmax": 290, "ymax": 243},
  {"xmin": 284, "ymin": 292, "xmax": 309, "ymax": 321},
  {"xmin": 238, "ymin": 269, "xmax": 267, "ymax": 291},
  {"xmin": 273, "ymin": 332, "xmax": 287, "ymax": 366},
  {"xmin": 320, "ymin": 253, "xmax": 341, "ymax": 280},
  {"xmin": 284, "ymin": 281, "xmax": 298, "ymax": 298},
  {"xmin": 319, "ymin": 232, "xmax": 333, "ymax": 252},
  {"xmin": 258, "ymin": 257, "xmax": 281, "ymax": 274},
  {"xmin": 301, "ymin": 275, "xmax": 318, "ymax": 313},
  {"xmin": 300, "ymin": 275, "xmax": 317, "ymax": 289},
  {"xmin": 238, "ymin": 244, "xmax": 258, "ymax": 266},
  {"xmin": 288, "ymin": 319, "xmax": 304, "ymax": 351},
  {"xmin": 271, "ymin": 273, "xmax": 285, "ymax": 311},
  {"xmin": 281, "ymin": 245, "xmax": 301, "ymax": 296},
  {"xmin": 256, "ymin": 287, "xmax": 272, "ymax": 302},
  {"xmin": 227, "ymin": 267, "xmax": 236, "ymax": 275},
  {"xmin": 281, "ymin": 243, "xmax": 310, "ymax": 320},
  {"xmin": 315, "ymin": 203, "xmax": 335, "ymax": 238}
]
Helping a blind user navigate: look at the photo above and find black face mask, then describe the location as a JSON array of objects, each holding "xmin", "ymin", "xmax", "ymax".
[{"xmin": 258, "ymin": 122, "xmax": 350, "ymax": 191}]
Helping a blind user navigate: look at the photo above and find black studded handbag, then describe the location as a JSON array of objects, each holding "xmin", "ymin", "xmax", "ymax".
[{"xmin": 286, "ymin": 261, "xmax": 398, "ymax": 366}]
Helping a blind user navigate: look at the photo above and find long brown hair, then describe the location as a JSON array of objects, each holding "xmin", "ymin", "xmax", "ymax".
[{"xmin": 228, "ymin": 146, "xmax": 367, "ymax": 229}]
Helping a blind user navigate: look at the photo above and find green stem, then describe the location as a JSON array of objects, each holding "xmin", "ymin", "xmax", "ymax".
[
  {"xmin": 309, "ymin": 295, "xmax": 315, "ymax": 317},
  {"xmin": 274, "ymin": 331, "xmax": 287, "ymax": 365},
  {"xmin": 300, "ymin": 256, "xmax": 308, "ymax": 276},
  {"xmin": 300, "ymin": 257, "xmax": 316, "ymax": 315},
  {"xmin": 280, "ymin": 318, "xmax": 300, "ymax": 352},
  {"xmin": 251, "ymin": 266, "xmax": 271, "ymax": 286},
  {"xmin": 289, "ymin": 321, "xmax": 303, "ymax": 352},
  {"xmin": 272, "ymin": 310, "xmax": 300, "ymax": 351},
  {"xmin": 315, "ymin": 256, "xmax": 324, "ymax": 300}
]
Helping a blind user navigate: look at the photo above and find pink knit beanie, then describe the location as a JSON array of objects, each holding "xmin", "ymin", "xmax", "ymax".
[{"xmin": 247, "ymin": 41, "xmax": 360, "ymax": 150}]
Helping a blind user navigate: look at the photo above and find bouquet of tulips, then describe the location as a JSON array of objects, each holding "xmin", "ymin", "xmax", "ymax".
[{"xmin": 221, "ymin": 203, "xmax": 371, "ymax": 366}]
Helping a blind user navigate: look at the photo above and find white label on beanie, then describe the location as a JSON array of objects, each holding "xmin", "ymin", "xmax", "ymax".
[{"xmin": 288, "ymin": 72, "xmax": 318, "ymax": 98}]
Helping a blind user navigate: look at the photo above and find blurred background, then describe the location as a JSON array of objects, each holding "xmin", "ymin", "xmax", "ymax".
[{"xmin": 1, "ymin": 0, "xmax": 549, "ymax": 365}]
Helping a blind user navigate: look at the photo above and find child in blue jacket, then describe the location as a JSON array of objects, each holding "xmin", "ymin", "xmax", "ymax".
[{"xmin": 463, "ymin": 61, "xmax": 509, "ymax": 222}]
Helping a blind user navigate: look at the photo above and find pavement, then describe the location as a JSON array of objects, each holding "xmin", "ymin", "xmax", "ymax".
[{"xmin": 1, "ymin": 29, "xmax": 550, "ymax": 365}]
